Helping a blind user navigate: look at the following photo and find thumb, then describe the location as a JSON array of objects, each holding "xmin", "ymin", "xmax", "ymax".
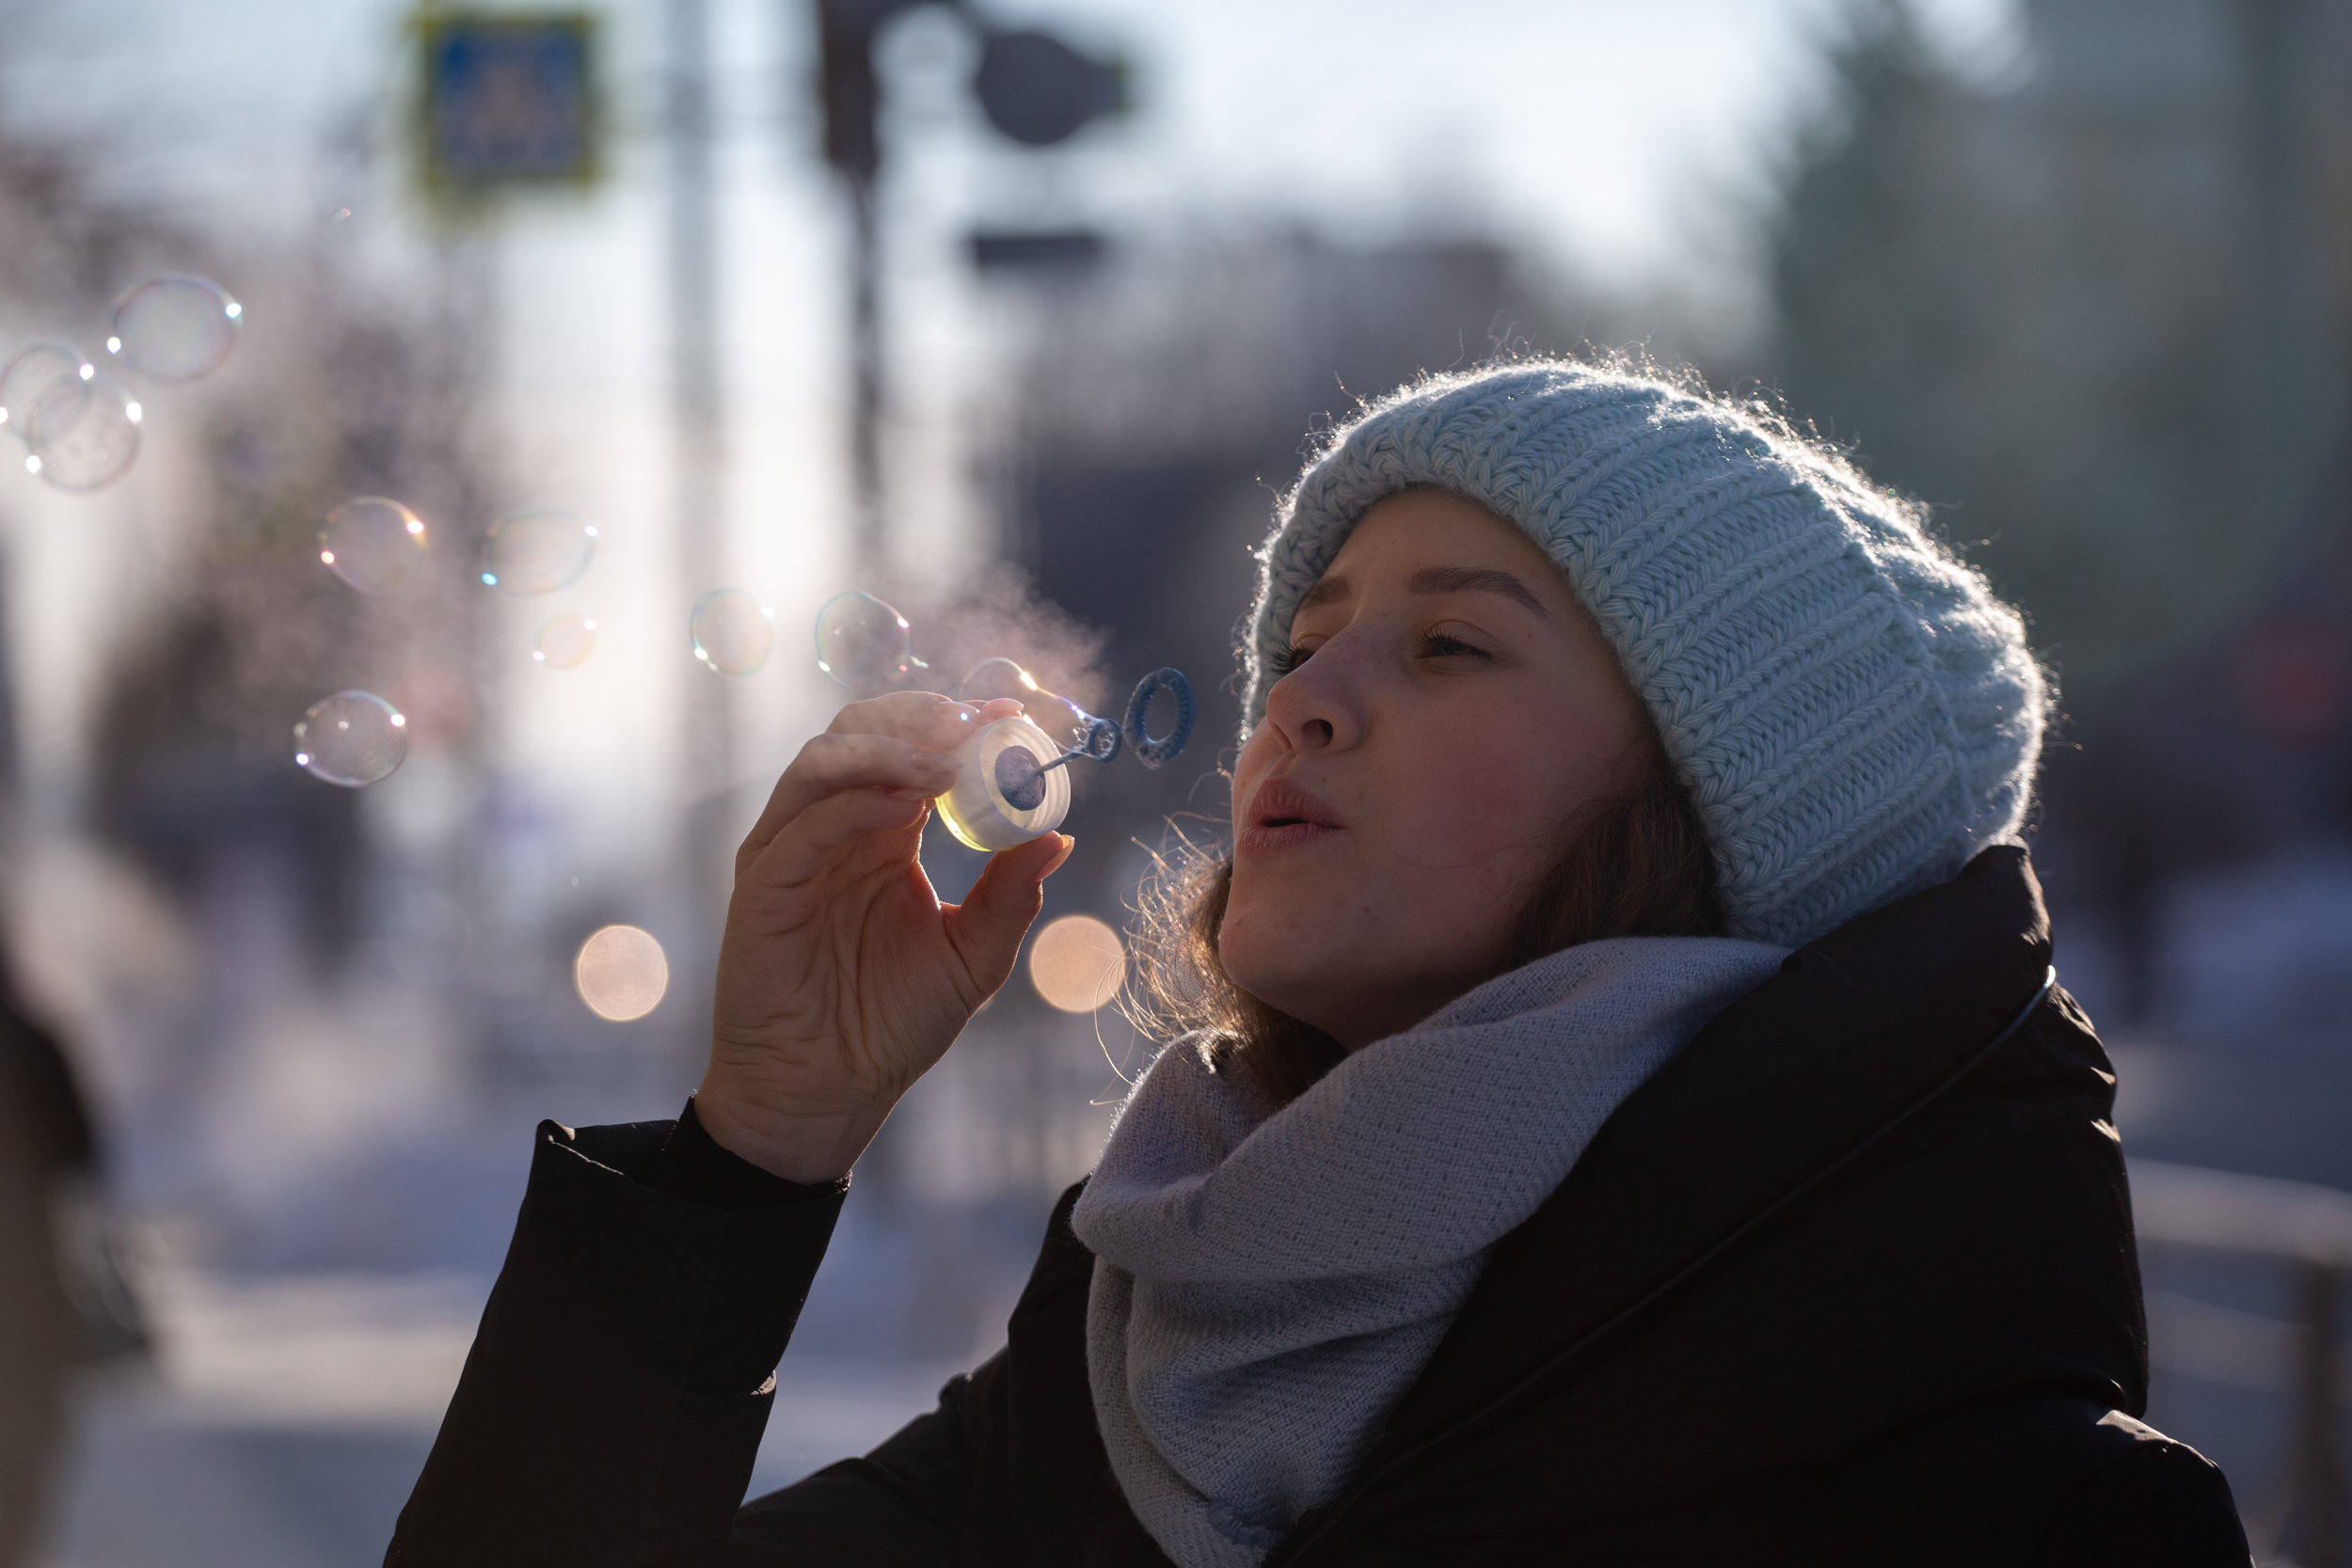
[{"xmin": 945, "ymin": 833, "xmax": 1074, "ymax": 986}]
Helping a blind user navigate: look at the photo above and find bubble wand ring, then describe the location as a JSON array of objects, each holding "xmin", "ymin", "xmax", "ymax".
[{"xmin": 1122, "ymin": 668, "xmax": 1194, "ymax": 769}]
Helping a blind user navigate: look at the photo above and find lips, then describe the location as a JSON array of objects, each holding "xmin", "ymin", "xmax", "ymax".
[{"xmin": 1239, "ymin": 775, "xmax": 1342, "ymax": 855}]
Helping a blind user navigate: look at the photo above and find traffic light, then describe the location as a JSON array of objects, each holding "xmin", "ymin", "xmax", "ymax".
[
  {"xmin": 973, "ymin": 27, "xmax": 1124, "ymax": 149},
  {"xmin": 815, "ymin": 0, "xmax": 1124, "ymax": 181}
]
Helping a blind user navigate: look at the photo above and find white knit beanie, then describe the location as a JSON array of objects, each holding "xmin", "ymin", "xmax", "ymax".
[{"xmin": 1243, "ymin": 360, "xmax": 2052, "ymax": 950}]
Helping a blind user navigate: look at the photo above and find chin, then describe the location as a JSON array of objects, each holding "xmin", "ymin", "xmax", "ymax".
[{"xmin": 1216, "ymin": 918, "xmax": 1311, "ymax": 1017}]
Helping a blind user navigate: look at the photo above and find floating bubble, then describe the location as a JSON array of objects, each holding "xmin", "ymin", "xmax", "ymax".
[
  {"xmin": 320, "ymin": 497, "xmax": 427, "ymax": 594},
  {"xmin": 25, "ymin": 374, "xmax": 142, "ymax": 492},
  {"xmin": 294, "ymin": 690, "xmax": 408, "ymax": 787},
  {"xmin": 107, "ymin": 274, "xmax": 242, "ymax": 383},
  {"xmin": 815, "ymin": 590, "xmax": 925, "ymax": 691},
  {"xmin": 0, "ymin": 341, "xmax": 85, "ymax": 443},
  {"xmin": 691, "ymin": 589, "xmax": 776, "ymax": 676},
  {"xmin": 533, "ymin": 612, "xmax": 597, "ymax": 669},
  {"xmin": 1029, "ymin": 914, "xmax": 1126, "ymax": 1013},
  {"xmin": 958, "ymin": 657, "xmax": 1037, "ymax": 704},
  {"xmin": 482, "ymin": 509, "xmax": 596, "ymax": 595},
  {"xmin": 958, "ymin": 657, "xmax": 1109, "ymax": 755},
  {"xmin": 575, "ymin": 925, "xmax": 669, "ymax": 1022}
]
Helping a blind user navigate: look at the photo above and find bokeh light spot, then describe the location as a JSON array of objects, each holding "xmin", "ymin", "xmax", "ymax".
[
  {"xmin": 575, "ymin": 925, "xmax": 669, "ymax": 1022},
  {"xmin": 1029, "ymin": 914, "xmax": 1126, "ymax": 1013}
]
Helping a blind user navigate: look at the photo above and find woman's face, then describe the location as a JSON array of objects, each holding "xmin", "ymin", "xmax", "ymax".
[{"xmin": 1221, "ymin": 490, "xmax": 1651, "ymax": 1047}]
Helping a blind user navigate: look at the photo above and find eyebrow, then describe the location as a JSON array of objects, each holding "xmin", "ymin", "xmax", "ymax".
[
  {"xmin": 1407, "ymin": 565, "xmax": 1549, "ymax": 615},
  {"xmin": 1295, "ymin": 565, "xmax": 1549, "ymax": 617}
]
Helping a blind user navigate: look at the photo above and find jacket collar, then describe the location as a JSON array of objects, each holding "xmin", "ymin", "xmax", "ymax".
[{"xmin": 1351, "ymin": 846, "xmax": 2064, "ymax": 1471}]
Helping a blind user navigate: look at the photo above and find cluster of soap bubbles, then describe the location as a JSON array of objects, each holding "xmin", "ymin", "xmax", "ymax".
[
  {"xmin": 0, "ymin": 275, "xmax": 241, "ymax": 493},
  {"xmin": 295, "ymin": 499, "xmax": 602, "ymax": 787},
  {"xmin": 292, "ymin": 482, "xmax": 791, "ymax": 786}
]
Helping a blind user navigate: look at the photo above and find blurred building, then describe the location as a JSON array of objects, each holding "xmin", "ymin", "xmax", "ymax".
[{"xmin": 1770, "ymin": 0, "xmax": 2352, "ymax": 1034}]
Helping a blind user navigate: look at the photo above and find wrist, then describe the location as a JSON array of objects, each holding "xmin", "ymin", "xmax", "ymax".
[{"xmin": 691, "ymin": 1069, "xmax": 892, "ymax": 1184}]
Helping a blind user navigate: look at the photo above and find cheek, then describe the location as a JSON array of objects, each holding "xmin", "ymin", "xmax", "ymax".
[{"xmin": 1391, "ymin": 718, "xmax": 1595, "ymax": 856}]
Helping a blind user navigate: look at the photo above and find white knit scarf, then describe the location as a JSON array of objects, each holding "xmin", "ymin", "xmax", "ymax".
[{"xmin": 1068, "ymin": 936, "xmax": 1789, "ymax": 1568}]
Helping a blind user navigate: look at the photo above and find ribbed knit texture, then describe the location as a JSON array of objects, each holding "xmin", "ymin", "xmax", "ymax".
[
  {"xmin": 1242, "ymin": 361, "xmax": 2051, "ymax": 949},
  {"xmin": 1071, "ymin": 935, "xmax": 1790, "ymax": 1567}
]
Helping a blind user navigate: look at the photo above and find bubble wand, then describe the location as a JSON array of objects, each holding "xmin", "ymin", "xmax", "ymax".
[{"xmin": 814, "ymin": 591, "xmax": 1196, "ymax": 852}]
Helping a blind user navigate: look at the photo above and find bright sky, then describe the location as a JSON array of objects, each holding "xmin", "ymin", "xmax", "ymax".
[{"xmin": 1, "ymin": 0, "xmax": 2027, "ymax": 895}]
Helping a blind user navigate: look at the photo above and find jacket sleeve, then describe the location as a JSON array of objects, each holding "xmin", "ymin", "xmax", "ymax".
[
  {"xmin": 2029, "ymin": 1413, "xmax": 2252, "ymax": 1567},
  {"xmin": 722, "ymin": 1351, "xmax": 1007, "ymax": 1564},
  {"xmin": 386, "ymin": 1115, "xmax": 867, "ymax": 1567}
]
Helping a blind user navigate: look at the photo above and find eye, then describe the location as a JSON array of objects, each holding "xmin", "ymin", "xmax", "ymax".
[
  {"xmin": 1416, "ymin": 629, "xmax": 1493, "ymax": 661},
  {"xmin": 1271, "ymin": 643, "xmax": 1313, "ymax": 675}
]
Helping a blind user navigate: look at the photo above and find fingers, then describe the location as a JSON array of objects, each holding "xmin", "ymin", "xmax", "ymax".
[
  {"xmin": 739, "ymin": 787, "xmax": 932, "ymax": 899},
  {"xmin": 822, "ymin": 691, "xmax": 1025, "ymax": 742},
  {"xmin": 739, "ymin": 696, "xmax": 1032, "ymax": 872},
  {"xmin": 740, "ymin": 731, "xmax": 953, "ymax": 863},
  {"xmin": 942, "ymin": 833, "xmax": 1075, "ymax": 990}
]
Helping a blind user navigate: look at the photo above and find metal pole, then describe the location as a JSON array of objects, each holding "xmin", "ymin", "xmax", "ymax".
[
  {"xmin": 668, "ymin": 0, "xmax": 733, "ymax": 1021},
  {"xmin": 815, "ymin": 0, "xmax": 892, "ymax": 577},
  {"xmin": 2275, "ymin": 1262, "xmax": 2350, "ymax": 1567},
  {"xmin": 2246, "ymin": 0, "xmax": 2305, "ymax": 544},
  {"xmin": 850, "ymin": 168, "xmax": 885, "ymax": 575}
]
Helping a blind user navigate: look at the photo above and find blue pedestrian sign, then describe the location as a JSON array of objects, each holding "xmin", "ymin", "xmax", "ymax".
[{"xmin": 420, "ymin": 11, "xmax": 598, "ymax": 190}]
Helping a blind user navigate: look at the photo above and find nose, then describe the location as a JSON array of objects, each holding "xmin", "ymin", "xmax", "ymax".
[{"xmin": 1263, "ymin": 631, "xmax": 1367, "ymax": 755}]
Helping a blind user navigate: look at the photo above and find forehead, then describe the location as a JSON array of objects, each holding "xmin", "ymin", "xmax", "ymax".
[{"xmin": 1308, "ymin": 489, "xmax": 1565, "ymax": 594}]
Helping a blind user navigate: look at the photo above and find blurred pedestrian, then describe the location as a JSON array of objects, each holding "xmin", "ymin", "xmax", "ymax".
[
  {"xmin": 0, "ymin": 968, "xmax": 103, "ymax": 1568},
  {"xmin": 389, "ymin": 362, "xmax": 2252, "ymax": 1565}
]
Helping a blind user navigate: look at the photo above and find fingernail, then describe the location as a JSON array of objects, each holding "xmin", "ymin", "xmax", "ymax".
[
  {"xmin": 886, "ymin": 787, "xmax": 932, "ymax": 801},
  {"xmin": 910, "ymin": 749, "xmax": 959, "ymax": 772},
  {"xmin": 933, "ymin": 700, "xmax": 975, "ymax": 721}
]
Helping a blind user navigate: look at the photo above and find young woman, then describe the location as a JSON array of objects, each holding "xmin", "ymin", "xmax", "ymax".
[{"xmin": 388, "ymin": 363, "xmax": 2251, "ymax": 1566}]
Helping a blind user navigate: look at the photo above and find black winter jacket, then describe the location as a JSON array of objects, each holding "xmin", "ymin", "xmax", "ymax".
[{"xmin": 388, "ymin": 848, "xmax": 2251, "ymax": 1566}]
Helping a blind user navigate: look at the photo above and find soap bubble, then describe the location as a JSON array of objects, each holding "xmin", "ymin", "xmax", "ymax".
[
  {"xmin": 1028, "ymin": 914, "xmax": 1126, "ymax": 1013},
  {"xmin": 0, "ymin": 341, "xmax": 85, "ymax": 443},
  {"xmin": 482, "ymin": 508, "xmax": 596, "ymax": 595},
  {"xmin": 320, "ymin": 497, "xmax": 427, "ymax": 594},
  {"xmin": 24, "ymin": 374, "xmax": 142, "ymax": 492},
  {"xmin": 107, "ymin": 275, "xmax": 242, "ymax": 383},
  {"xmin": 959, "ymin": 657, "xmax": 1098, "ymax": 752},
  {"xmin": 959, "ymin": 656, "xmax": 1040, "ymax": 704},
  {"xmin": 691, "ymin": 589, "xmax": 776, "ymax": 676},
  {"xmin": 294, "ymin": 690, "xmax": 408, "ymax": 787},
  {"xmin": 815, "ymin": 590, "xmax": 925, "ymax": 691},
  {"xmin": 575, "ymin": 925, "xmax": 669, "ymax": 1022},
  {"xmin": 533, "ymin": 612, "xmax": 597, "ymax": 669}
]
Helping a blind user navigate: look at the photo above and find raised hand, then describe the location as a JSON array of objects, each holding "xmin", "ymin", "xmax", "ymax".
[{"xmin": 696, "ymin": 693, "xmax": 1073, "ymax": 1181}]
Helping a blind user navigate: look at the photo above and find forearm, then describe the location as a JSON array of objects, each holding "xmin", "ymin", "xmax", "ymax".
[{"xmin": 387, "ymin": 1113, "xmax": 846, "ymax": 1567}]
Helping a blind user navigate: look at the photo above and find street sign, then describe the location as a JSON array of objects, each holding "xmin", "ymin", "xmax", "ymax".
[{"xmin": 419, "ymin": 11, "xmax": 599, "ymax": 191}]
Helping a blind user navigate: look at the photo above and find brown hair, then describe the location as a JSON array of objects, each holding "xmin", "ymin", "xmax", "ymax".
[{"xmin": 1123, "ymin": 725, "xmax": 1725, "ymax": 1106}]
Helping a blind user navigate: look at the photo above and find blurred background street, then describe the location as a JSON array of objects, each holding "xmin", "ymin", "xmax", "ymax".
[{"xmin": 0, "ymin": 0, "xmax": 2349, "ymax": 1561}]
